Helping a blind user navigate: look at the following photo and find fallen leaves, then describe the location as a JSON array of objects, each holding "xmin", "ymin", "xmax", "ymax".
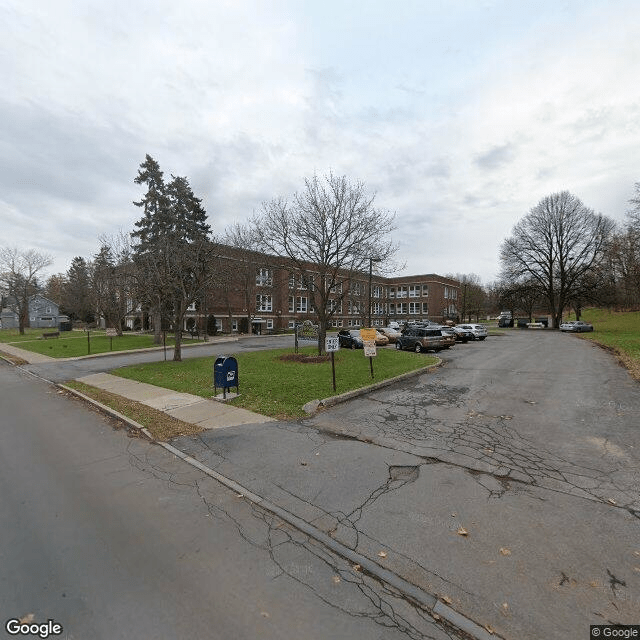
[
  {"xmin": 352, "ymin": 564, "xmax": 361, "ymax": 572},
  {"xmin": 499, "ymin": 547, "xmax": 512, "ymax": 556},
  {"xmin": 332, "ymin": 575, "xmax": 341, "ymax": 584},
  {"xmin": 19, "ymin": 614, "xmax": 34, "ymax": 625},
  {"xmin": 377, "ymin": 551, "xmax": 387, "ymax": 558},
  {"xmin": 457, "ymin": 527, "xmax": 469, "ymax": 537},
  {"xmin": 607, "ymin": 498, "xmax": 617, "ymax": 505},
  {"xmin": 441, "ymin": 595, "xmax": 453, "ymax": 604}
]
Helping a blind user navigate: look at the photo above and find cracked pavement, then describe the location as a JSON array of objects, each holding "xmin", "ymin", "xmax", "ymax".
[{"xmin": 170, "ymin": 330, "xmax": 640, "ymax": 639}]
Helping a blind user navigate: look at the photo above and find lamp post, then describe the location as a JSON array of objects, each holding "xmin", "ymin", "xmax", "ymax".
[{"xmin": 368, "ymin": 257, "xmax": 381, "ymax": 327}]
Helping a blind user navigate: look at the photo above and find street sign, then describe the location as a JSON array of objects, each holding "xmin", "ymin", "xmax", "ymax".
[
  {"xmin": 360, "ymin": 328, "xmax": 376, "ymax": 342},
  {"xmin": 325, "ymin": 336, "xmax": 339, "ymax": 352},
  {"xmin": 363, "ymin": 340, "xmax": 377, "ymax": 357}
]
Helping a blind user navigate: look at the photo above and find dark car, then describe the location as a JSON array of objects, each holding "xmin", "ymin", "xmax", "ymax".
[
  {"xmin": 338, "ymin": 329, "xmax": 364, "ymax": 349},
  {"xmin": 395, "ymin": 326, "xmax": 447, "ymax": 353}
]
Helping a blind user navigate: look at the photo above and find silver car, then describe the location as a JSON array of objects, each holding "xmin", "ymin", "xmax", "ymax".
[
  {"xmin": 560, "ymin": 320, "xmax": 594, "ymax": 333},
  {"xmin": 457, "ymin": 323, "xmax": 488, "ymax": 340}
]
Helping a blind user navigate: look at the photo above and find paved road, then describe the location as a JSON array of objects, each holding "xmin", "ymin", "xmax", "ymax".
[
  {"xmin": 22, "ymin": 334, "xmax": 294, "ymax": 383},
  {"xmin": 5, "ymin": 329, "xmax": 640, "ymax": 639},
  {"xmin": 167, "ymin": 329, "xmax": 640, "ymax": 639},
  {"xmin": 0, "ymin": 361, "xmax": 460, "ymax": 640}
]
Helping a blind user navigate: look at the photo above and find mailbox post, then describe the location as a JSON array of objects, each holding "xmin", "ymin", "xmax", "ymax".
[{"xmin": 214, "ymin": 356, "xmax": 239, "ymax": 399}]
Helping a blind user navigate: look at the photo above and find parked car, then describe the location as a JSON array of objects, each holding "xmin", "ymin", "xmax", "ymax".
[
  {"xmin": 443, "ymin": 325, "xmax": 474, "ymax": 343},
  {"xmin": 457, "ymin": 323, "xmax": 488, "ymax": 340},
  {"xmin": 559, "ymin": 320, "xmax": 594, "ymax": 333},
  {"xmin": 432, "ymin": 326, "xmax": 456, "ymax": 348},
  {"xmin": 395, "ymin": 326, "xmax": 448, "ymax": 353},
  {"xmin": 378, "ymin": 327, "xmax": 401, "ymax": 343},
  {"xmin": 374, "ymin": 330, "xmax": 389, "ymax": 346},
  {"xmin": 338, "ymin": 329, "xmax": 364, "ymax": 348}
]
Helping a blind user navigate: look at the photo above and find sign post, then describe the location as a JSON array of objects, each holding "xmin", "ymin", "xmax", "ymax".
[
  {"xmin": 106, "ymin": 327, "xmax": 117, "ymax": 351},
  {"xmin": 360, "ymin": 328, "xmax": 377, "ymax": 378},
  {"xmin": 325, "ymin": 335, "xmax": 340, "ymax": 392}
]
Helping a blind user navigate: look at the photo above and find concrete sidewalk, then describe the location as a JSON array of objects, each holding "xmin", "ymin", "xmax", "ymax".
[
  {"xmin": 76, "ymin": 372, "xmax": 275, "ymax": 429},
  {"xmin": 0, "ymin": 342, "xmax": 56, "ymax": 363}
]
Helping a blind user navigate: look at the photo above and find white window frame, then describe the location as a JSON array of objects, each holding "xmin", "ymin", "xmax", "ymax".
[
  {"xmin": 256, "ymin": 268, "xmax": 273, "ymax": 287},
  {"xmin": 296, "ymin": 296, "xmax": 308, "ymax": 313},
  {"xmin": 256, "ymin": 294, "xmax": 273, "ymax": 312}
]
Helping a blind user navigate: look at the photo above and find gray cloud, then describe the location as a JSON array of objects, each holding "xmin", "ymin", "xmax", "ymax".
[{"xmin": 474, "ymin": 143, "xmax": 516, "ymax": 170}]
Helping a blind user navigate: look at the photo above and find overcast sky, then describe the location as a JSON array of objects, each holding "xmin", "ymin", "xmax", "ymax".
[{"xmin": 2, "ymin": 0, "xmax": 639, "ymax": 284}]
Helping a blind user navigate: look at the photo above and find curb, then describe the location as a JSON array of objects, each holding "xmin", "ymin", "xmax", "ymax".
[
  {"xmin": 57, "ymin": 378, "xmax": 499, "ymax": 640},
  {"xmin": 303, "ymin": 358, "xmax": 443, "ymax": 414}
]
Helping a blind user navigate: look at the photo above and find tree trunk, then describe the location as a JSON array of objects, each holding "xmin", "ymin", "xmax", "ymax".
[
  {"xmin": 173, "ymin": 327, "xmax": 182, "ymax": 361},
  {"xmin": 153, "ymin": 309, "xmax": 162, "ymax": 344}
]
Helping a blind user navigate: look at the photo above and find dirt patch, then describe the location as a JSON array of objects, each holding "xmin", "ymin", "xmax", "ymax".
[
  {"xmin": 279, "ymin": 353, "xmax": 330, "ymax": 364},
  {"xmin": 0, "ymin": 350, "xmax": 29, "ymax": 365},
  {"xmin": 62, "ymin": 382, "xmax": 204, "ymax": 441}
]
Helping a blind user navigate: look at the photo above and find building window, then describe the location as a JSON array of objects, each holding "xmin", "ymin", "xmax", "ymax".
[
  {"xmin": 288, "ymin": 320, "xmax": 296, "ymax": 329},
  {"xmin": 396, "ymin": 286, "xmax": 408, "ymax": 299},
  {"xmin": 397, "ymin": 302, "xmax": 407, "ymax": 314},
  {"xmin": 389, "ymin": 303, "xmax": 395, "ymax": 315},
  {"xmin": 350, "ymin": 281, "xmax": 362, "ymax": 296},
  {"xmin": 327, "ymin": 299, "xmax": 342, "ymax": 314},
  {"xmin": 296, "ymin": 297, "xmax": 308, "ymax": 313},
  {"xmin": 266, "ymin": 319, "xmax": 274, "ymax": 329},
  {"xmin": 409, "ymin": 302, "xmax": 420, "ymax": 314},
  {"xmin": 389, "ymin": 287, "xmax": 395, "ymax": 299},
  {"xmin": 325, "ymin": 278, "xmax": 342, "ymax": 294},
  {"xmin": 256, "ymin": 295, "xmax": 272, "ymax": 312},
  {"xmin": 409, "ymin": 285, "xmax": 420, "ymax": 298},
  {"xmin": 422, "ymin": 303, "xmax": 429, "ymax": 314},
  {"xmin": 232, "ymin": 319, "xmax": 238, "ymax": 332},
  {"xmin": 256, "ymin": 268, "xmax": 273, "ymax": 287},
  {"xmin": 422, "ymin": 285, "xmax": 429, "ymax": 297},
  {"xmin": 373, "ymin": 285, "xmax": 382, "ymax": 299}
]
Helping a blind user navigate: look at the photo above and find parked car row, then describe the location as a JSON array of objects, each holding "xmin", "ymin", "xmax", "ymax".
[{"xmin": 337, "ymin": 322, "xmax": 489, "ymax": 353}]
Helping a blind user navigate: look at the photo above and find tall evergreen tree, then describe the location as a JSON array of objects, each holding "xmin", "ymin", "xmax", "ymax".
[
  {"xmin": 131, "ymin": 155, "xmax": 215, "ymax": 360},
  {"xmin": 64, "ymin": 256, "xmax": 93, "ymax": 323}
]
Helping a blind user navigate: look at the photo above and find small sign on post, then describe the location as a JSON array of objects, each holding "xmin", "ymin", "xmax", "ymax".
[
  {"xmin": 106, "ymin": 327, "xmax": 117, "ymax": 351},
  {"xmin": 360, "ymin": 328, "xmax": 378, "ymax": 379},
  {"xmin": 363, "ymin": 340, "xmax": 377, "ymax": 357},
  {"xmin": 325, "ymin": 335, "xmax": 339, "ymax": 392}
]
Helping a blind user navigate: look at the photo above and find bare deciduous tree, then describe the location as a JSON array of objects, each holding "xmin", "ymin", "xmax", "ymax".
[
  {"xmin": 500, "ymin": 191, "xmax": 614, "ymax": 328},
  {"xmin": 0, "ymin": 246, "xmax": 52, "ymax": 333},
  {"xmin": 250, "ymin": 172, "xmax": 399, "ymax": 352}
]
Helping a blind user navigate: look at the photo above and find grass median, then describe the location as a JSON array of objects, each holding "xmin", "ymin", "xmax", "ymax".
[
  {"xmin": 0, "ymin": 328, "xmax": 197, "ymax": 358},
  {"xmin": 109, "ymin": 346, "xmax": 438, "ymax": 420}
]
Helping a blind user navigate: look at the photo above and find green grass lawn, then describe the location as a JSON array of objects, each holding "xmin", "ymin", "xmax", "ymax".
[
  {"xmin": 111, "ymin": 346, "xmax": 437, "ymax": 419},
  {"xmin": 0, "ymin": 327, "xmax": 56, "ymax": 343},
  {"xmin": 0, "ymin": 328, "xmax": 195, "ymax": 358}
]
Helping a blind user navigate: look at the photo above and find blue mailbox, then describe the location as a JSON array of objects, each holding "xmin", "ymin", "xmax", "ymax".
[{"xmin": 214, "ymin": 355, "xmax": 239, "ymax": 399}]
